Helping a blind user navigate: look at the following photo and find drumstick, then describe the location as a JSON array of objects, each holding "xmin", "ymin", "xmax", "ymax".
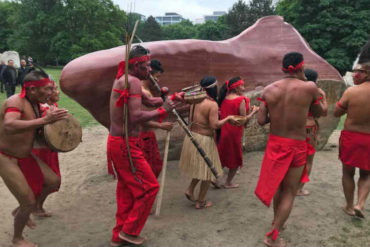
[{"xmin": 155, "ymin": 130, "xmax": 171, "ymax": 217}]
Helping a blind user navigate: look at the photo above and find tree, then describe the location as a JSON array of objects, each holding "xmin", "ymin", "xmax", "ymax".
[
  {"xmin": 140, "ymin": 16, "xmax": 164, "ymax": 42},
  {"xmin": 225, "ymin": 0, "xmax": 275, "ymax": 37},
  {"xmin": 163, "ymin": 20, "xmax": 196, "ymax": 40},
  {"xmin": 276, "ymin": 0, "xmax": 370, "ymax": 74},
  {"xmin": 0, "ymin": 1, "xmax": 18, "ymax": 52},
  {"xmin": 196, "ymin": 20, "xmax": 228, "ymax": 41}
]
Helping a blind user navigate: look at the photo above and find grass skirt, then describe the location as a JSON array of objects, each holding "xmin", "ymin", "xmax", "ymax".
[{"xmin": 178, "ymin": 132, "xmax": 223, "ymax": 181}]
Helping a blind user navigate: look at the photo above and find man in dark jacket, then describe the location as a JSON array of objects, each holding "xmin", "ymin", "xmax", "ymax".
[
  {"xmin": 0, "ymin": 60, "xmax": 6, "ymax": 93},
  {"xmin": 3, "ymin": 60, "xmax": 17, "ymax": 98}
]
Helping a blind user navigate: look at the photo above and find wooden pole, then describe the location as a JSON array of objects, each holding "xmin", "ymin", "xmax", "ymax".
[{"xmin": 155, "ymin": 131, "xmax": 171, "ymax": 217}]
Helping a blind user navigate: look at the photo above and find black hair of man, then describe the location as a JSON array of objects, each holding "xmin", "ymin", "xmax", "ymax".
[
  {"xmin": 304, "ymin": 68, "xmax": 318, "ymax": 83},
  {"xmin": 23, "ymin": 70, "xmax": 49, "ymax": 82},
  {"xmin": 129, "ymin": 45, "xmax": 150, "ymax": 59},
  {"xmin": 200, "ymin": 75, "xmax": 218, "ymax": 102},
  {"xmin": 282, "ymin": 52, "xmax": 304, "ymax": 72},
  {"xmin": 358, "ymin": 40, "xmax": 370, "ymax": 65},
  {"xmin": 150, "ymin": 59, "xmax": 164, "ymax": 74}
]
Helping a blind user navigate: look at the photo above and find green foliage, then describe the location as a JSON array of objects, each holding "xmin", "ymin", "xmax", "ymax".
[
  {"xmin": 276, "ymin": 0, "xmax": 370, "ymax": 74},
  {"xmin": 163, "ymin": 20, "xmax": 196, "ymax": 40},
  {"xmin": 225, "ymin": 0, "xmax": 275, "ymax": 37},
  {"xmin": 196, "ymin": 20, "xmax": 228, "ymax": 41},
  {"xmin": 139, "ymin": 16, "xmax": 164, "ymax": 42},
  {"xmin": 0, "ymin": 1, "xmax": 18, "ymax": 52}
]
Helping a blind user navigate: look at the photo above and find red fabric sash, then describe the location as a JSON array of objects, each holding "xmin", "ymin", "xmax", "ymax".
[
  {"xmin": 282, "ymin": 61, "xmax": 304, "ymax": 75},
  {"xmin": 20, "ymin": 78, "xmax": 51, "ymax": 98},
  {"xmin": 257, "ymin": 97, "xmax": 267, "ymax": 106},
  {"xmin": 116, "ymin": 55, "xmax": 151, "ymax": 79},
  {"xmin": 113, "ymin": 88, "xmax": 141, "ymax": 107}
]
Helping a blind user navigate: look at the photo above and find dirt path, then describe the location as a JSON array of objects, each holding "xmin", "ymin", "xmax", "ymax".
[{"xmin": 0, "ymin": 127, "xmax": 369, "ymax": 247}]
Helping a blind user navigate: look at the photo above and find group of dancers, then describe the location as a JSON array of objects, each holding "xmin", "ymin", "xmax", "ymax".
[{"xmin": 0, "ymin": 39, "xmax": 369, "ymax": 247}]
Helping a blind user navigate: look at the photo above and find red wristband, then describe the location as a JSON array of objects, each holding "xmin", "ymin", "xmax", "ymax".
[{"xmin": 157, "ymin": 107, "xmax": 168, "ymax": 123}]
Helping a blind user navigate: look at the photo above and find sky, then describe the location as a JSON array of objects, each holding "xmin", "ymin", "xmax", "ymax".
[{"xmin": 112, "ymin": 0, "xmax": 242, "ymax": 21}]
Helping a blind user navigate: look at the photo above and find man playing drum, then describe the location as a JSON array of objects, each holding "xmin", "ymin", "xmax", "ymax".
[
  {"xmin": 32, "ymin": 80, "xmax": 62, "ymax": 216},
  {"xmin": 107, "ymin": 45, "xmax": 177, "ymax": 246},
  {"xmin": 0, "ymin": 70, "xmax": 68, "ymax": 247}
]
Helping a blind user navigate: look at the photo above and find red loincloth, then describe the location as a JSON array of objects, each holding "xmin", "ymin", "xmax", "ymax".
[
  {"xmin": 32, "ymin": 148, "xmax": 61, "ymax": 191},
  {"xmin": 339, "ymin": 130, "xmax": 370, "ymax": 171},
  {"xmin": 18, "ymin": 155, "xmax": 44, "ymax": 197},
  {"xmin": 139, "ymin": 131, "xmax": 163, "ymax": 178},
  {"xmin": 107, "ymin": 134, "xmax": 159, "ymax": 242},
  {"xmin": 255, "ymin": 135, "xmax": 309, "ymax": 207},
  {"xmin": 217, "ymin": 96, "xmax": 249, "ymax": 169}
]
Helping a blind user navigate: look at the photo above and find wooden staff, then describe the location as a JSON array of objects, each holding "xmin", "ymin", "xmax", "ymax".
[
  {"xmin": 123, "ymin": 21, "xmax": 139, "ymax": 175},
  {"xmin": 155, "ymin": 130, "xmax": 171, "ymax": 216},
  {"xmin": 149, "ymin": 75, "xmax": 220, "ymax": 178}
]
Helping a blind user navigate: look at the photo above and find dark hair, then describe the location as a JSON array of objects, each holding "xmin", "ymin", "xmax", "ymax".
[
  {"xmin": 23, "ymin": 70, "xmax": 49, "ymax": 82},
  {"xmin": 358, "ymin": 40, "xmax": 370, "ymax": 65},
  {"xmin": 304, "ymin": 68, "xmax": 318, "ymax": 83},
  {"xmin": 8, "ymin": 59, "xmax": 13, "ymax": 63},
  {"xmin": 218, "ymin": 76, "xmax": 241, "ymax": 106},
  {"xmin": 200, "ymin": 75, "xmax": 218, "ymax": 101},
  {"xmin": 150, "ymin": 59, "xmax": 164, "ymax": 74},
  {"xmin": 282, "ymin": 52, "xmax": 304, "ymax": 73},
  {"xmin": 129, "ymin": 45, "xmax": 150, "ymax": 59}
]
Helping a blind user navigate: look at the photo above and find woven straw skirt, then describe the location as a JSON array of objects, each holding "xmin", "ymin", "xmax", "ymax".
[{"xmin": 178, "ymin": 132, "xmax": 223, "ymax": 181}]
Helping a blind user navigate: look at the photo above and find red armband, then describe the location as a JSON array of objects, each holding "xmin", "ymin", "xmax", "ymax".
[
  {"xmin": 336, "ymin": 101, "xmax": 347, "ymax": 110},
  {"xmin": 313, "ymin": 96, "xmax": 323, "ymax": 105},
  {"xmin": 171, "ymin": 92, "xmax": 185, "ymax": 102},
  {"xmin": 157, "ymin": 107, "xmax": 168, "ymax": 123},
  {"xmin": 256, "ymin": 97, "xmax": 267, "ymax": 106},
  {"xmin": 5, "ymin": 107, "xmax": 21, "ymax": 114}
]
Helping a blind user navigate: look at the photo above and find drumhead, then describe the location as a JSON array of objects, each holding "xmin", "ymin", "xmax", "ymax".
[{"xmin": 43, "ymin": 113, "xmax": 82, "ymax": 152}]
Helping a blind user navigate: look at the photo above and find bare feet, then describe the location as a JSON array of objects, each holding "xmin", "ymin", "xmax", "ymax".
[
  {"xmin": 185, "ymin": 191, "xmax": 196, "ymax": 202},
  {"xmin": 33, "ymin": 208, "xmax": 52, "ymax": 217},
  {"xmin": 264, "ymin": 237, "xmax": 286, "ymax": 247},
  {"xmin": 195, "ymin": 200, "xmax": 213, "ymax": 209},
  {"xmin": 224, "ymin": 183, "xmax": 239, "ymax": 189},
  {"xmin": 296, "ymin": 189, "xmax": 310, "ymax": 196},
  {"xmin": 342, "ymin": 206, "xmax": 355, "ymax": 216},
  {"xmin": 118, "ymin": 232, "xmax": 146, "ymax": 245},
  {"xmin": 12, "ymin": 238, "xmax": 38, "ymax": 247},
  {"xmin": 354, "ymin": 206, "xmax": 365, "ymax": 218},
  {"xmin": 12, "ymin": 209, "xmax": 36, "ymax": 229}
]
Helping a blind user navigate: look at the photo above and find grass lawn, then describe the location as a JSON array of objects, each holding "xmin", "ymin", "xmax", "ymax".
[{"xmin": 0, "ymin": 67, "xmax": 98, "ymax": 127}]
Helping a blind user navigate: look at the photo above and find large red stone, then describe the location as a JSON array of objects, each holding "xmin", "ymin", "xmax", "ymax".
[{"xmin": 60, "ymin": 16, "xmax": 345, "ymax": 152}]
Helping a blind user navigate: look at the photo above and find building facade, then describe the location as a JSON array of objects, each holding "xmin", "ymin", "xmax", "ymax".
[{"xmin": 155, "ymin": 12, "xmax": 185, "ymax": 25}]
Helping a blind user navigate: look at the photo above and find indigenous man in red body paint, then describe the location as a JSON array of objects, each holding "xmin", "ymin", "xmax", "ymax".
[
  {"xmin": 255, "ymin": 52, "xmax": 324, "ymax": 247},
  {"xmin": 0, "ymin": 70, "xmax": 68, "ymax": 247},
  {"xmin": 107, "ymin": 45, "xmax": 177, "ymax": 246},
  {"xmin": 32, "ymin": 80, "xmax": 62, "ymax": 216},
  {"xmin": 296, "ymin": 68, "xmax": 328, "ymax": 196},
  {"xmin": 334, "ymin": 41, "xmax": 370, "ymax": 218},
  {"xmin": 139, "ymin": 59, "xmax": 173, "ymax": 178}
]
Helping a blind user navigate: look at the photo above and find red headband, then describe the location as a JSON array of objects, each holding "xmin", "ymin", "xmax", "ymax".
[
  {"xmin": 20, "ymin": 78, "xmax": 51, "ymax": 98},
  {"xmin": 226, "ymin": 79, "xmax": 244, "ymax": 91},
  {"xmin": 116, "ymin": 55, "xmax": 151, "ymax": 79},
  {"xmin": 282, "ymin": 60, "xmax": 304, "ymax": 75}
]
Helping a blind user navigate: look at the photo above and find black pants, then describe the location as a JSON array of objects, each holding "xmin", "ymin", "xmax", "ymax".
[
  {"xmin": 5, "ymin": 83, "xmax": 15, "ymax": 98},
  {"xmin": 0, "ymin": 80, "xmax": 4, "ymax": 93}
]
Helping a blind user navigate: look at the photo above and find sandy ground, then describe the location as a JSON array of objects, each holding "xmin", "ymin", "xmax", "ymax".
[{"xmin": 1, "ymin": 126, "xmax": 369, "ymax": 247}]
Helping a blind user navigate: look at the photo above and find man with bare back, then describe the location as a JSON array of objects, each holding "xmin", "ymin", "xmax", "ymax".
[
  {"xmin": 255, "ymin": 52, "xmax": 324, "ymax": 247},
  {"xmin": 107, "ymin": 45, "xmax": 177, "ymax": 246},
  {"xmin": 0, "ymin": 70, "xmax": 68, "ymax": 247},
  {"xmin": 334, "ymin": 40, "xmax": 370, "ymax": 218}
]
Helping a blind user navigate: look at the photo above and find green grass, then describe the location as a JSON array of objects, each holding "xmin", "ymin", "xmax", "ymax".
[
  {"xmin": 0, "ymin": 68, "xmax": 98, "ymax": 127},
  {"xmin": 337, "ymin": 115, "xmax": 346, "ymax": 130}
]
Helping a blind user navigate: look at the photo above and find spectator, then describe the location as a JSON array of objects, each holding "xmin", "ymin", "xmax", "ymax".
[
  {"xmin": 17, "ymin": 59, "xmax": 34, "ymax": 86},
  {"xmin": 0, "ymin": 60, "xmax": 6, "ymax": 93},
  {"xmin": 2, "ymin": 60, "xmax": 17, "ymax": 98}
]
